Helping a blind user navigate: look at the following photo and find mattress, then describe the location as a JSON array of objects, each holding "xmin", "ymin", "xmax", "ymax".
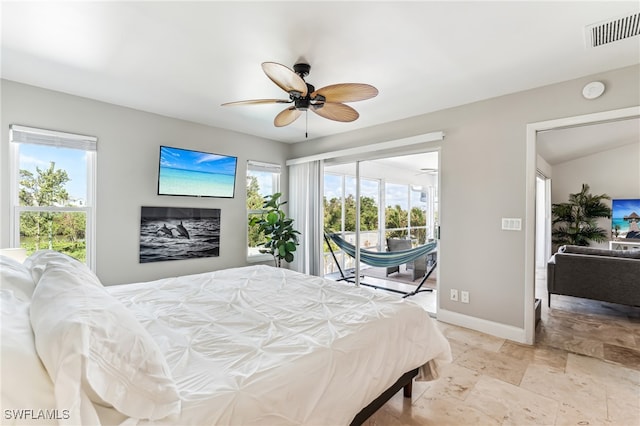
[{"xmin": 106, "ymin": 265, "xmax": 451, "ymax": 425}]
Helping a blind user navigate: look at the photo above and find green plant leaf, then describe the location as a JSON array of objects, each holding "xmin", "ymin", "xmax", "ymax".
[
  {"xmin": 247, "ymin": 192, "xmax": 299, "ymax": 266},
  {"xmin": 266, "ymin": 211, "xmax": 278, "ymax": 224},
  {"xmin": 551, "ymin": 183, "xmax": 611, "ymax": 247}
]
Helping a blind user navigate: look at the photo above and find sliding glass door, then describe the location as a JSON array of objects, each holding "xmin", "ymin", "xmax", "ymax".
[
  {"xmin": 322, "ymin": 152, "xmax": 439, "ymax": 281},
  {"xmin": 323, "ymin": 165, "xmax": 381, "ymax": 276}
]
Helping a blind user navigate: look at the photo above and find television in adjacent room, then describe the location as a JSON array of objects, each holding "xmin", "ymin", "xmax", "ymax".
[
  {"xmin": 158, "ymin": 145, "xmax": 238, "ymax": 198},
  {"xmin": 611, "ymin": 198, "xmax": 640, "ymax": 241}
]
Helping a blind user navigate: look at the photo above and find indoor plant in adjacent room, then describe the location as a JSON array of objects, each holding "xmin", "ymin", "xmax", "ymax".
[
  {"xmin": 249, "ymin": 192, "xmax": 300, "ymax": 267},
  {"xmin": 551, "ymin": 183, "xmax": 611, "ymax": 248}
]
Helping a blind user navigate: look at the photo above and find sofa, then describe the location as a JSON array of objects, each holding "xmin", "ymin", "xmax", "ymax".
[{"xmin": 547, "ymin": 245, "xmax": 640, "ymax": 307}]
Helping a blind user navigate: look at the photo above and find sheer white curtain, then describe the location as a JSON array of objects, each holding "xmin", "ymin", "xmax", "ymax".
[{"xmin": 289, "ymin": 160, "xmax": 324, "ymax": 275}]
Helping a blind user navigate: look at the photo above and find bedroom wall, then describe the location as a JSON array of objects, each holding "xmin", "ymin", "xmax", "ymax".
[
  {"xmin": 2, "ymin": 66, "xmax": 638, "ymax": 341},
  {"xmin": 289, "ymin": 64, "xmax": 640, "ymax": 337},
  {"xmin": 551, "ymin": 142, "xmax": 640, "ymax": 249},
  {"xmin": 0, "ymin": 79, "xmax": 290, "ymax": 285}
]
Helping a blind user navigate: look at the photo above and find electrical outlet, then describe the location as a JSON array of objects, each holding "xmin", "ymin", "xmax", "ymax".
[
  {"xmin": 461, "ymin": 291, "xmax": 469, "ymax": 304},
  {"xmin": 450, "ymin": 289, "xmax": 458, "ymax": 301}
]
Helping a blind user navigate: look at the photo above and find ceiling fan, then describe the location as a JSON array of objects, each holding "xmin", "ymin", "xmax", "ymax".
[
  {"xmin": 415, "ymin": 168, "xmax": 438, "ymax": 176},
  {"xmin": 222, "ymin": 62, "xmax": 378, "ymax": 128}
]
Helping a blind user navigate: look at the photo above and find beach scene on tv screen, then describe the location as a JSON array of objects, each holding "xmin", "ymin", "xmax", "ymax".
[
  {"xmin": 612, "ymin": 199, "xmax": 640, "ymax": 241},
  {"xmin": 159, "ymin": 146, "xmax": 237, "ymax": 197}
]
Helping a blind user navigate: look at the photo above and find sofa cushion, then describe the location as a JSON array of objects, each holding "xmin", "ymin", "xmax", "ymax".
[{"xmin": 558, "ymin": 245, "xmax": 640, "ymax": 259}]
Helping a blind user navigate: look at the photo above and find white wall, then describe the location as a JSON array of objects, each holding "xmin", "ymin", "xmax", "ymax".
[
  {"xmin": 1, "ymin": 80, "xmax": 290, "ymax": 285},
  {"xmin": 551, "ymin": 142, "xmax": 640, "ymax": 248},
  {"xmin": 536, "ymin": 155, "xmax": 552, "ymax": 179},
  {"xmin": 2, "ymin": 64, "xmax": 638, "ymax": 342},
  {"xmin": 289, "ymin": 65, "xmax": 640, "ymax": 338}
]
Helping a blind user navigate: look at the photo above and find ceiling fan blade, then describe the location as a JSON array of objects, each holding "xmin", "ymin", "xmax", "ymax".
[
  {"xmin": 262, "ymin": 62, "xmax": 308, "ymax": 97},
  {"xmin": 221, "ymin": 99, "xmax": 291, "ymax": 106},
  {"xmin": 311, "ymin": 102, "xmax": 359, "ymax": 122},
  {"xmin": 311, "ymin": 83, "xmax": 378, "ymax": 103},
  {"xmin": 274, "ymin": 107, "xmax": 302, "ymax": 127}
]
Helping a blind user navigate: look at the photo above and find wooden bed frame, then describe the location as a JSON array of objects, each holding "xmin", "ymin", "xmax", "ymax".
[{"xmin": 350, "ymin": 368, "xmax": 419, "ymax": 425}]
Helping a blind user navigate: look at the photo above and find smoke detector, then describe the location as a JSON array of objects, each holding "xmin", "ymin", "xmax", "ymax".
[
  {"xmin": 585, "ymin": 12, "xmax": 640, "ymax": 48},
  {"xmin": 582, "ymin": 81, "xmax": 605, "ymax": 100}
]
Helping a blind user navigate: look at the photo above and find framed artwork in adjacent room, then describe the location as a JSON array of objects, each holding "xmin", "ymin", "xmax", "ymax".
[{"xmin": 612, "ymin": 198, "xmax": 640, "ymax": 241}]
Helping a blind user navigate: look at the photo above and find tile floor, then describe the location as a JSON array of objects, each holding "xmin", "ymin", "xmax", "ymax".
[
  {"xmin": 326, "ymin": 265, "xmax": 438, "ymax": 315},
  {"xmin": 361, "ymin": 272, "xmax": 640, "ymax": 425}
]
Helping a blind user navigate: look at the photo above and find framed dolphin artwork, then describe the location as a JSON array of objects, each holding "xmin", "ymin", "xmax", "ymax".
[{"xmin": 139, "ymin": 206, "xmax": 221, "ymax": 263}]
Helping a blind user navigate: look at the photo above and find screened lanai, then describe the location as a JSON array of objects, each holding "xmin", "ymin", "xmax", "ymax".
[{"xmin": 322, "ymin": 151, "xmax": 439, "ymax": 298}]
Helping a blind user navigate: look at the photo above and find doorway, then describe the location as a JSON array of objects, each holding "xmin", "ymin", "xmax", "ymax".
[
  {"xmin": 525, "ymin": 106, "xmax": 640, "ymax": 344},
  {"xmin": 322, "ymin": 151, "xmax": 440, "ymax": 315},
  {"xmin": 534, "ymin": 173, "xmax": 551, "ymax": 309}
]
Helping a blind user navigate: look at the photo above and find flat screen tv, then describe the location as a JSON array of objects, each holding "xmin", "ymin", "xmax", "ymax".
[
  {"xmin": 611, "ymin": 198, "xmax": 640, "ymax": 241},
  {"xmin": 158, "ymin": 145, "xmax": 237, "ymax": 198}
]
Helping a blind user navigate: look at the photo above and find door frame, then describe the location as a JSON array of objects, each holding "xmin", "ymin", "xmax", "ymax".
[
  {"xmin": 321, "ymin": 149, "xmax": 441, "ymax": 315},
  {"xmin": 535, "ymin": 173, "xmax": 551, "ymax": 272},
  {"xmin": 524, "ymin": 106, "xmax": 640, "ymax": 344}
]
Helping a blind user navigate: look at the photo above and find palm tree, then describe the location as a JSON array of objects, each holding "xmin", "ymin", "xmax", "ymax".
[{"xmin": 551, "ymin": 183, "xmax": 611, "ymax": 247}]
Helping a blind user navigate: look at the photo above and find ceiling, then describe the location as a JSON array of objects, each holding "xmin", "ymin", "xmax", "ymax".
[
  {"xmin": 537, "ymin": 117, "xmax": 640, "ymax": 165},
  {"xmin": 326, "ymin": 151, "xmax": 440, "ymax": 183},
  {"xmin": 1, "ymin": 1, "xmax": 639, "ymax": 146}
]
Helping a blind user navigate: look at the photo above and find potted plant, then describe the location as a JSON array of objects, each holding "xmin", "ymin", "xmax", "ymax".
[
  {"xmin": 249, "ymin": 192, "xmax": 300, "ymax": 267},
  {"xmin": 551, "ymin": 183, "xmax": 611, "ymax": 248}
]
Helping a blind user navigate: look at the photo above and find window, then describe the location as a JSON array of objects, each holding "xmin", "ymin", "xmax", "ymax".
[
  {"xmin": 409, "ymin": 185, "xmax": 428, "ymax": 244},
  {"xmin": 10, "ymin": 125, "xmax": 97, "ymax": 269},
  {"xmin": 385, "ymin": 182, "xmax": 409, "ymax": 239},
  {"xmin": 385, "ymin": 182, "xmax": 432, "ymax": 244},
  {"xmin": 323, "ymin": 171, "xmax": 381, "ymax": 275},
  {"xmin": 246, "ymin": 160, "xmax": 281, "ymax": 259}
]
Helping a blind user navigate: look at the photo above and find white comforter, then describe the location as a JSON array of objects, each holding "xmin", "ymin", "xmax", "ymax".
[{"xmin": 107, "ymin": 265, "xmax": 451, "ymax": 425}]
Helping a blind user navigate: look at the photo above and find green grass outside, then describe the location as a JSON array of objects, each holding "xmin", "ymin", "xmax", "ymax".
[{"xmin": 20, "ymin": 236, "xmax": 86, "ymax": 263}]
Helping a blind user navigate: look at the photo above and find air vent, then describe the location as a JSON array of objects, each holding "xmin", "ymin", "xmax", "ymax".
[{"xmin": 586, "ymin": 12, "xmax": 640, "ymax": 48}]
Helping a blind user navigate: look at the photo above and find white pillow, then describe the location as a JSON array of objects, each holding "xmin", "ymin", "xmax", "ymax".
[
  {"xmin": 0, "ymin": 289, "xmax": 57, "ymax": 425},
  {"xmin": 23, "ymin": 250, "xmax": 96, "ymax": 285},
  {"xmin": 0, "ymin": 248, "xmax": 27, "ymax": 262},
  {"xmin": 0, "ymin": 254, "xmax": 36, "ymax": 302},
  {"xmin": 30, "ymin": 262, "xmax": 181, "ymax": 422}
]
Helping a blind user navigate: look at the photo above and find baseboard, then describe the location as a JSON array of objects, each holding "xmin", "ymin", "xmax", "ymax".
[{"xmin": 436, "ymin": 308, "xmax": 527, "ymax": 344}]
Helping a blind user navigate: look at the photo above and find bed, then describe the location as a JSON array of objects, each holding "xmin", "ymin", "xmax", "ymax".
[{"xmin": 1, "ymin": 250, "xmax": 451, "ymax": 425}]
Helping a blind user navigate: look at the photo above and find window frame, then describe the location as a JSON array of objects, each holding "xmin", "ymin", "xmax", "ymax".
[
  {"xmin": 9, "ymin": 125, "xmax": 97, "ymax": 270},
  {"xmin": 323, "ymin": 172, "xmax": 385, "ymax": 274},
  {"xmin": 246, "ymin": 160, "xmax": 281, "ymax": 262}
]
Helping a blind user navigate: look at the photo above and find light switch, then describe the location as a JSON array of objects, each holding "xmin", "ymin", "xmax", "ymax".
[{"xmin": 502, "ymin": 218, "xmax": 522, "ymax": 231}]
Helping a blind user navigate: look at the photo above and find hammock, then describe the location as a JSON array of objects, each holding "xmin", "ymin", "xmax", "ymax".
[{"xmin": 326, "ymin": 232, "xmax": 437, "ymax": 268}]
